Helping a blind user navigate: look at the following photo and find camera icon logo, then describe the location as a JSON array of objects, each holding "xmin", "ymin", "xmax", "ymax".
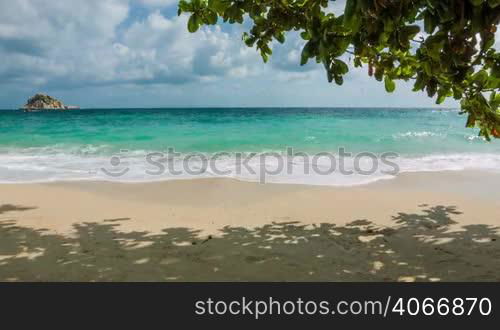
[{"xmin": 101, "ymin": 150, "xmax": 130, "ymax": 177}]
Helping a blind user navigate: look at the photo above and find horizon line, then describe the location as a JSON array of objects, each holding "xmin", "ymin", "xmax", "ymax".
[{"xmin": 0, "ymin": 106, "xmax": 459, "ymax": 111}]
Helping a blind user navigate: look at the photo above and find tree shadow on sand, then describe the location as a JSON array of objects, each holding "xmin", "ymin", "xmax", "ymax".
[
  {"xmin": 0, "ymin": 204, "xmax": 36, "ymax": 215},
  {"xmin": 0, "ymin": 204, "xmax": 499, "ymax": 281}
]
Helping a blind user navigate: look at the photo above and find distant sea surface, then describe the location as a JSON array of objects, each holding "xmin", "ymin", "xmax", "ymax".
[{"xmin": 0, "ymin": 108, "xmax": 499, "ymax": 185}]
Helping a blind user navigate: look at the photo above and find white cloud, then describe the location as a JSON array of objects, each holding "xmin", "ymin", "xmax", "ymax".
[
  {"xmin": 121, "ymin": 12, "xmax": 264, "ymax": 83},
  {"xmin": 0, "ymin": 1, "xmax": 269, "ymax": 88},
  {"xmin": 138, "ymin": 0, "xmax": 178, "ymax": 7},
  {"xmin": 0, "ymin": 0, "xmax": 339, "ymax": 91},
  {"xmin": 0, "ymin": 0, "xmax": 130, "ymax": 85},
  {"xmin": 0, "ymin": 0, "xmax": 461, "ymax": 108}
]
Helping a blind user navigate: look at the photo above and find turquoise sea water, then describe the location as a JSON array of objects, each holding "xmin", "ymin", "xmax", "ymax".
[{"xmin": 0, "ymin": 108, "xmax": 499, "ymax": 185}]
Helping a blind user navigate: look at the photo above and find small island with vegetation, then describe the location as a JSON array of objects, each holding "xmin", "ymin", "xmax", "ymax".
[{"xmin": 20, "ymin": 93, "xmax": 80, "ymax": 111}]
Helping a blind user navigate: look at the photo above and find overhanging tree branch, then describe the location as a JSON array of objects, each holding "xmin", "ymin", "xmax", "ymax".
[{"xmin": 178, "ymin": 0, "xmax": 500, "ymax": 139}]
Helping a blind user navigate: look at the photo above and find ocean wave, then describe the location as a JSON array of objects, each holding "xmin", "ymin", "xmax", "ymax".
[
  {"xmin": 466, "ymin": 135, "xmax": 487, "ymax": 142},
  {"xmin": 392, "ymin": 131, "xmax": 444, "ymax": 139},
  {"xmin": 431, "ymin": 109, "xmax": 460, "ymax": 113},
  {"xmin": 0, "ymin": 144, "xmax": 114, "ymax": 156},
  {"xmin": 0, "ymin": 150, "xmax": 499, "ymax": 186}
]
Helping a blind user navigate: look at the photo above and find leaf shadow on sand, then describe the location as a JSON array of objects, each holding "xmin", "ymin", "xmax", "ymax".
[
  {"xmin": 0, "ymin": 204, "xmax": 37, "ymax": 215},
  {"xmin": 0, "ymin": 204, "xmax": 499, "ymax": 281}
]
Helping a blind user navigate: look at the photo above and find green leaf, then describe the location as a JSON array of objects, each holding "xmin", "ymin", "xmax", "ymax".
[
  {"xmin": 473, "ymin": 70, "xmax": 488, "ymax": 85},
  {"xmin": 436, "ymin": 94, "xmax": 446, "ymax": 104},
  {"xmin": 401, "ymin": 25, "xmax": 421, "ymax": 39},
  {"xmin": 301, "ymin": 41, "xmax": 313, "ymax": 66},
  {"xmin": 205, "ymin": 11, "xmax": 218, "ymax": 25},
  {"xmin": 275, "ymin": 33, "xmax": 285, "ymax": 44},
  {"xmin": 343, "ymin": 0, "xmax": 361, "ymax": 33},
  {"xmin": 208, "ymin": 0, "xmax": 228, "ymax": 13},
  {"xmin": 384, "ymin": 76, "xmax": 396, "ymax": 92},
  {"xmin": 187, "ymin": 14, "xmax": 200, "ymax": 33},
  {"xmin": 424, "ymin": 11, "xmax": 437, "ymax": 34},
  {"xmin": 466, "ymin": 114, "xmax": 477, "ymax": 128},
  {"xmin": 334, "ymin": 59, "xmax": 349, "ymax": 75},
  {"xmin": 489, "ymin": 0, "xmax": 500, "ymax": 8},
  {"xmin": 178, "ymin": 0, "xmax": 191, "ymax": 15}
]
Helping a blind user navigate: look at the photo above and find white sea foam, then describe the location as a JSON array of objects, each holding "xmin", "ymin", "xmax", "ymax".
[
  {"xmin": 0, "ymin": 149, "xmax": 499, "ymax": 186},
  {"xmin": 392, "ymin": 131, "xmax": 444, "ymax": 139}
]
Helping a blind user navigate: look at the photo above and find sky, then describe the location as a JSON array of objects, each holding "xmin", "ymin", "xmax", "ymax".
[{"xmin": 0, "ymin": 0, "xmax": 493, "ymax": 109}]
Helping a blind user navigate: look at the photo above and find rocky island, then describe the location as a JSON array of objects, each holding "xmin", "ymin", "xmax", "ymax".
[{"xmin": 21, "ymin": 93, "xmax": 80, "ymax": 111}]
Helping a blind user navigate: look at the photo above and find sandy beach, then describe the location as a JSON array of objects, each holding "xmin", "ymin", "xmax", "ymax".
[{"xmin": 0, "ymin": 170, "xmax": 499, "ymax": 281}]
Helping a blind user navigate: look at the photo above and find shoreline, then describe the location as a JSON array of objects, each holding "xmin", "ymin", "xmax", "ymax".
[{"xmin": 1, "ymin": 166, "xmax": 499, "ymax": 188}]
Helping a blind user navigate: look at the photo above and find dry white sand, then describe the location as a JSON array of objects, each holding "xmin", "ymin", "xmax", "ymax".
[
  {"xmin": 0, "ymin": 171, "xmax": 499, "ymax": 281},
  {"xmin": 1, "ymin": 171, "xmax": 498, "ymax": 235}
]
